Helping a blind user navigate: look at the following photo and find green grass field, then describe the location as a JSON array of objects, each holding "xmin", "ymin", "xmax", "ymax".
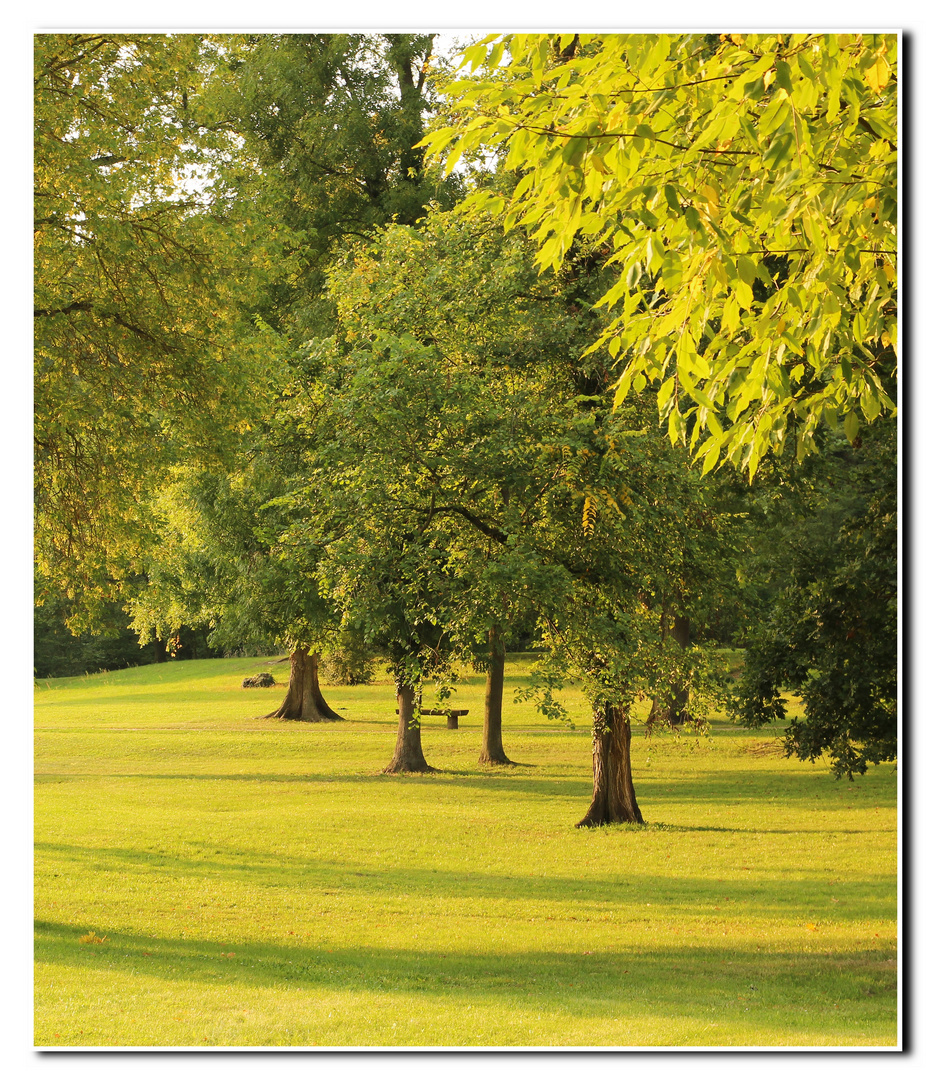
[{"xmin": 34, "ymin": 655, "xmax": 898, "ymax": 1048}]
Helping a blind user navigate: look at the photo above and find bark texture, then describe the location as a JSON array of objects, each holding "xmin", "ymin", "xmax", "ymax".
[
  {"xmin": 478, "ymin": 625, "xmax": 514, "ymax": 764},
  {"xmin": 384, "ymin": 683, "xmax": 436, "ymax": 773},
  {"xmin": 577, "ymin": 703, "xmax": 644, "ymax": 826},
  {"xmin": 265, "ymin": 647, "xmax": 343, "ymax": 721}
]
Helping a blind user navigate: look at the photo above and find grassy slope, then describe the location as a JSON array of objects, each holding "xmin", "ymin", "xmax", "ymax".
[{"xmin": 34, "ymin": 655, "xmax": 898, "ymax": 1048}]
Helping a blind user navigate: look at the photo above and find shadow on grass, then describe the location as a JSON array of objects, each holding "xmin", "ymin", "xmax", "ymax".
[
  {"xmin": 35, "ymin": 769, "xmax": 572, "ymax": 798},
  {"xmin": 33, "ymin": 761, "xmax": 898, "ymax": 813},
  {"xmin": 34, "ymin": 841, "xmax": 897, "ymax": 920},
  {"xmin": 34, "ymin": 918, "xmax": 896, "ymax": 1043}
]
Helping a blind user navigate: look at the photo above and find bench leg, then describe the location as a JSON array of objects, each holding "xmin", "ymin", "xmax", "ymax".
[{"xmin": 447, "ymin": 714, "xmax": 458, "ymax": 730}]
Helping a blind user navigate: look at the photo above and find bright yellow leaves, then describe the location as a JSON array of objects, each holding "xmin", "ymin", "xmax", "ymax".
[
  {"xmin": 428, "ymin": 32, "xmax": 898, "ymax": 474},
  {"xmin": 864, "ymin": 53, "xmax": 892, "ymax": 94}
]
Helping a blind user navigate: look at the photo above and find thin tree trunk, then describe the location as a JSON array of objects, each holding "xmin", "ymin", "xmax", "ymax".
[
  {"xmin": 479, "ymin": 624, "xmax": 513, "ymax": 765},
  {"xmin": 385, "ymin": 682, "xmax": 435, "ymax": 773},
  {"xmin": 577, "ymin": 703, "xmax": 644, "ymax": 827},
  {"xmin": 668, "ymin": 614, "xmax": 692, "ymax": 725},
  {"xmin": 265, "ymin": 647, "xmax": 343, "ymax": 721},
  {"xmin": 647, "ymin": 613, "xmax": 692, "ymax": 732}
]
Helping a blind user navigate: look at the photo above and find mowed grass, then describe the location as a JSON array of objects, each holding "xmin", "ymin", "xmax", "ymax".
[{"xmin": 34, "ymin": 655, "xmax": 898, "ymax": 1048}]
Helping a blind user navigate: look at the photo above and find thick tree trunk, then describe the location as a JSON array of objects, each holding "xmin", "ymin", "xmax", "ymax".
[
  {"xmin": 479, "ymin": 625, "xmax": 514, "ymax": 765},
  {"xmin": 577, "ymin": 703, "xmax": 644, "ymax": 827},
  {"xmin": 384, "ymin": 683, "xmax": 435, "ymax": 773},
  {"xmin": 265, "ymin": 647, "xmax": 343, "ymax": 721},
  {"xmin": 647, "ymin": 613, "xmax": 692, "ymax": 732}
]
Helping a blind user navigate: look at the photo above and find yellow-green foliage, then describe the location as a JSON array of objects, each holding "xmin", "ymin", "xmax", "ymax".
[
  {"xmin": 426, "ymin": 33, "xmax": 897, "ymax": 475},
  {"xmin": 35, "ymin": 656, "xmax": 897, "ymax": 1047}
]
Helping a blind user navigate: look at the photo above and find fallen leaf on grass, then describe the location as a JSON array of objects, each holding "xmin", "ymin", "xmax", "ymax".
[{"xmin": 79, "ymin": 932, "xmax": 107, "ymax": 944}]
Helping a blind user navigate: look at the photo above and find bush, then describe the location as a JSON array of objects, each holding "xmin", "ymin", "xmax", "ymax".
[{"xmin": 319, "ymin": 643, "xmax": 376, "ymax": 685}]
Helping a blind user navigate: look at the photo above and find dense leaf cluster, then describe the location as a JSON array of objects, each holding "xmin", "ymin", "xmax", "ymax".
[
  {"xmin": 730, "ymin": 420, "xmax": 896, "ymax": 776},
  {"xmin": 426, "ymin": 33, "xmax": 897, "ymax": 476},
  {"xmin": 34, "ymin": 34, "xmax": 284, "ymax": 617}
]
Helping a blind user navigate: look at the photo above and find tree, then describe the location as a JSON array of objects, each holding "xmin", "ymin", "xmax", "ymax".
[
  {"xmin": 291, "ymin": 209, "xmax": 733, "ymax": 803},
  {"xmin": 424, "ymin": 33, "xmax": 897, "ymax": 475},
  {"xmin": 127, "ymin": 34, "xmax": 464, "ymax": 710},
  {"xmin": 34, "ymin": 34, "xmax": 282, "ymax": 616},
  {"xmin": 317, "ymin": 211, "xmax": 592, "ymax": 766},
  {"xmin": 223, "ymin": 32, "xmax": 459, "ymax": 336},
  {"xmin": 127, "ymin": 459, "xmax": 344, "ymax": 723},
  {"xmin": 729, "ymin": 417, "xmax": 896, "ymax": 777},
  {"xmin": 519, "ymin": 393, "xmax": 732, "ymax": 826},
  {"xmin": 111, "ymin": 34, "xmax": 458, "ymax": 705}
]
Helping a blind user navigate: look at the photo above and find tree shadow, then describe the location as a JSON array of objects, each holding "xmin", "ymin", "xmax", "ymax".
[
  {"xmin": 34, "ymin": 918, "xmax": 896, "ymax": 1046},
  {"xmin": 34, "ymin": 841, "xmax": 897, "ymax": 921}
]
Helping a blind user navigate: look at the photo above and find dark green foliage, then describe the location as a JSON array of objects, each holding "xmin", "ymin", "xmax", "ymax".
[
  {"xmin": 227, "ymin": 33, "xmax": 461, "ymax": 335},
  {"xmin": 730, "ymin": 420, "xmax": 897, "ymax": 777},
  {"xmin": 33, "ymin": 595, "xmax": 222, "ymax": 679},
  {"xmin": 319, "ymin": 636, "xmax": 378, "ymax": 686}
]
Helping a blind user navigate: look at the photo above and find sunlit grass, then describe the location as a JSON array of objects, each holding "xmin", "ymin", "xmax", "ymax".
[{"xmin": 34, "ymin": 655, "xmax": 897, "ymax": 1047}]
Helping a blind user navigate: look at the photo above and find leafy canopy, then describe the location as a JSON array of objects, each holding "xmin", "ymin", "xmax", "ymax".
[
  {"xmin": 424, "ymin": 33, "xmax": 897, "ymax": 476},
  {"xmin": 34, "ymin": 34, "xmax": 284, "ymax": 612},
  {"xmin": 730, "ymin": 419, "xmax": 896, "ymax": 777}
]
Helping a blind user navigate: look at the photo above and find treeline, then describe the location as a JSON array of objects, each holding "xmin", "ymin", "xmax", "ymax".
[{"xmin": 34, "ymin": 34, "xmax": 896, "ymax": 820}]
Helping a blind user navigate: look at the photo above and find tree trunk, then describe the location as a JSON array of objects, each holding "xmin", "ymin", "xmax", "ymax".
[
  {"xmin": 384, "ymin": 683, "xmax": 435, "ymax": 773},
  {"xmin": 265, "ymin": 647, "xmax": 343, "ymax": 721},
  {"xmin": 669, "ymin": 614, "xmax": 692, "ymax": 725},
  {"xmin": 577, "ymin": 703, "xmax": 644, "ymax": 827},
  {"xmin": 647, "ymin": 613, "xmax": 692, "ymax": 732},
  {"xmin": 479, "ymin": 625, "xmax": 514, "ymax": 765}
]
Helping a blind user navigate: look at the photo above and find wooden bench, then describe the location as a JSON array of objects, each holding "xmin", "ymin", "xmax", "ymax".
[{"xmin": 395, "ymin": 707, "xmax": 470, "ymax": 729}]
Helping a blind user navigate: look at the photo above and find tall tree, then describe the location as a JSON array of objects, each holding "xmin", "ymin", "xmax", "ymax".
[
  {"xmin": 132, "ymin": 33, "xmax": 463, "ymax": 710},
  {"xmin": 224, "ymin": 32, "xmax": 458, "ymax": 336},
  {"xmin": 424, "ymin": 33, "xmax": 897, "ymax": 474},
  {"xmin": 34, "ymin": 34, "xmax": 282, "ymax": 619}
]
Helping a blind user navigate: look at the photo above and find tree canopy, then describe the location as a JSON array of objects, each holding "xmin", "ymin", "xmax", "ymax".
[
  {"xmin": 34, "ymin": 34, "xmax": 283, "ymax": 614},
  {"xmin": 729, "ymin": 418, "xmax": 897, "ymax": 777},
  {"xmin": 424, "ymin": 33, "xmax": 897, "ymax": 476}
]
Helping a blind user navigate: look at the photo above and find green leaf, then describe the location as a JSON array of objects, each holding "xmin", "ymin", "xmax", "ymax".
[
  {"xmin": 737, "ymin": 256, "xmax": 757, "ymax": 285},
  {"xmin": 774, "ymin": 61, "xmax": 793, "ymax": 93},
  {"xmin": 664, "ymin": 184, "xmax": 681, "ymax": 214}
]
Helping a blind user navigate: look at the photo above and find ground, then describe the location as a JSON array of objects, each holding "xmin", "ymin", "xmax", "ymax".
[{"xmin": 34, "ymin": 655, "xmax": 898, "ymax": 1048}]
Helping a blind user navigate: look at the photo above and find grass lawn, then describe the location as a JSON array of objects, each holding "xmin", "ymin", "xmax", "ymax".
[{"xmin": 34, "ymin": 654, "xmax": 898, "ymax": 1048}]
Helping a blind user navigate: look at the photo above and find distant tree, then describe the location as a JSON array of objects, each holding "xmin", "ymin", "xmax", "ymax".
[
  {"xmin": 424, "ymin": 33, "xmax": 897, "ymax": 475},
  {"xmin": 128, "ymin": 461, "xmax": 343, "ymax": 723}
]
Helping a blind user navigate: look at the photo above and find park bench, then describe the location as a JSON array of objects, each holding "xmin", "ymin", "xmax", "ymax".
[{"xmin": 395, "ymin": 707, "xmax": 470, "ymax": 729}]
